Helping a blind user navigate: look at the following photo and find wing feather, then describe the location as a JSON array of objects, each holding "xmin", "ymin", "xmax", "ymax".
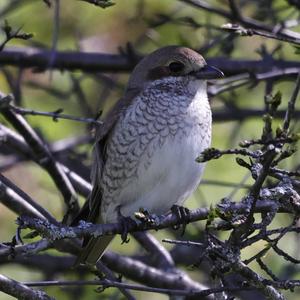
[{"xmin": 74, "ymin": 88, "xmax": 140, "ymax": 265}]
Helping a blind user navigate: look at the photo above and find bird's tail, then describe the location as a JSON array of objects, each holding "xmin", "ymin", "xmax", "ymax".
[{"xmin": 75, "ymin": 235, "xmax": 114, "ymax": 266}]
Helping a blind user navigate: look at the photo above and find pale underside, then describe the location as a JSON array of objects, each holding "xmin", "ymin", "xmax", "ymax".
[{"xmin": 99, "ymin": 76, "xmax": 212, "ymax": 223}]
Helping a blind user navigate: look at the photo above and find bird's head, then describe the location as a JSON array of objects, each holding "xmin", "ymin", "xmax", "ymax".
[{"xmin": 127, "ymin": 46, "xmax": 224, "ymax": 91}]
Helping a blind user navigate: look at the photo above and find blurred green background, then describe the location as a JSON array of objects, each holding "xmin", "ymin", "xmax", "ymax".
[{"xmin": 0, "ymin": 0, "xmax": 299, "ymax": 299}]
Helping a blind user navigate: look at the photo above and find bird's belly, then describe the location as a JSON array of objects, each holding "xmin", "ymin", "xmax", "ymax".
[{"xmin": 104, "ymin": 126, "xmax": 210, "ymax": 222}]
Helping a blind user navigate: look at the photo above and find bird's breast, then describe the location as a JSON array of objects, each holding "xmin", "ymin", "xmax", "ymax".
[{"xmin": 101, "ymin": 82, "xmax": 212, "ymax": 222}]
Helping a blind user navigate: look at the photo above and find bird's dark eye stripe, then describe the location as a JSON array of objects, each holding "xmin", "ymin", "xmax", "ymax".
[{"xmin": 168, "ymin": 61, "xmax": 185, "ymax": 73}]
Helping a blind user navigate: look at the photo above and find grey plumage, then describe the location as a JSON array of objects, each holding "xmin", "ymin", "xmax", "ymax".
[{"xmin": 75, "ymin": 46, "xmax": 223, "ymax": 265}]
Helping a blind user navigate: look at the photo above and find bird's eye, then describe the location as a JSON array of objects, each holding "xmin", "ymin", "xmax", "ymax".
[{"xmin": 168, "ymin": 61, "xmax": 185, "ymax": 73}]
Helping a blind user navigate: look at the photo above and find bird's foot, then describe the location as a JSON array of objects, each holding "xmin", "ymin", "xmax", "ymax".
[
  {"xmin": 134, "ymin": 208, "xmax": 158, "ymax": 226},
  {"xmin": 171, "ymin": 205, "xmax": 191, "ymax": 236},
  {"xmin": 117, "ymin": 206, "xmax": 137, "ymax": 244}
]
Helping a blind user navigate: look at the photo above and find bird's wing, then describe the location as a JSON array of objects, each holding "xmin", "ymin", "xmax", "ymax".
[
  {"xmin": 74, "ymin": 88, "xmax": 140, "ymax": 265},
  {"xmin": 88, "ymin": 87, "xmax": 140, "ymax": 219},
  {"xmin": 72, "ymin": 87, "xmax": 140, "ymax": 225}
]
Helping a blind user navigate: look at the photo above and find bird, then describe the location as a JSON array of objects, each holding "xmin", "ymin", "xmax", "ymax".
[{"xmin": 74, "ymin": 45, "xmax": 224, "ymax": 265}]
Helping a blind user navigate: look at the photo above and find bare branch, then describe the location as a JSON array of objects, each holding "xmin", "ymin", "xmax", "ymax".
[
  {"xmin": 0, "ymin": 173, "xmax": 57, "ymax": 222},
  {"xmin": 180, "ymin": 0, "xmax": 300, "ymax": 41},
  {"xmin": 283, "ymin": 72, "xmax": 300, "ymax": 132},
  {"xmin": 222, "ymin": 23, "xmax": 300, "ymax": 46},
  {"xmin": 102, "ymin": 252, "xmax": 211, "ymax": 297},
  {"xmin": 0, "ymin": 93, "xmax": 79, "ymax": 223},
  {"xmin": 9, "ymin": 104, "xmax": 102, "ymax": 126},
  {"xmin": 23, "ymin": 278, "xmax": 196, "ymax": 296},
  {"xmin": 78, "ymin": 0, "xmax": 115, "ymax": 8},
  {"xmin": 132, "ymin": 232, "xmax": 175, "ymax": 269},
  {"xmin": 16, "ymin": 200, "xmax": 292, "ymax": 243},
  {"xmin": 0, "ymin": 123, "xmax": 92, "ymax": 197},
  {"xmin": 0, "ymin": 274, "xmax": 53, "ymax": 300},
  {"xmin": 233, "ymin": 261, "xmax": 286, "ymax": 300},
  {"xmin": 1, "ymin": 47, "xmax": 300, "ymax": 75},
  {"xmin": 0, "ymin": 239, "xmax": 51, "ymax": 259},
  {"xmin": 0, "ymin": 21, "xmax": 33, "ymax": 51}
]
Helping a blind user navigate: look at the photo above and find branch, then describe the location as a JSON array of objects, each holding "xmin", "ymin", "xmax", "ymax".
[
  {"xmin": 0, "ymin": 239, "xmax": 51, "ymax": 259},
  {"xmin": 0, "ymin": 254, "xmax": 76, "ymax": 274},
  {"xmin": 132, "ymin": 232, "xmax": 174, "ymax": 269},
  {"xmin": 78, "ymin": 0, "xmax": 115, "ymax": 8},
  {"xmin": 0, "ymin": 123, "xmax": 92, "ymax": 197},
  {"xmin": 283, "ymin": 72, "xmax": 300, "ymax": 132},
  {"xmin": 23, "ymin": 278, "xmax": 198, "ymax": 296},
  {"xmin": 180, "ymin": 0, "xmax": 300, "ymax": 41},
  {"xmin": 7, "ymin": 102, "xmax": 300, "ymax": 124},
  {"xmin": 209, "ymin": 68, "xmax": 300, "ymax": 97},
  {"xmin": 9, "ymin": 104, "xmax": 103, "ymax": 126},
  {"xmin": 0, "ymin": 93, "xmax": 79, "ymax": 223},
  {"xmin": 17, "ymin": 200, "xmax": 290, "ymax": 243},
  {"xmin": 95, "ymin": 260, "xmax": 135, "ymax": 300},
  {"xmin": 233, "ymin": 261, "xmax": 286, "ymax": 300},
  {"xmin": 212, "ymin": 109, "xmax": 300, "ymax": 122},
  {"xmin": 0, "ymin": 47, "xmax": 135, "ymax": 72},
  {"xmin": 0, "ymin": 21, "xmax": 33, "ymax": 51},
  {"xmin": 222, "ymin": 23, "xmax": 300, "ymax": 45},
  {"xmin": 21, "ymin": 278, "xmax": 254, "ymax": 298},
  {"xmin": 0, "ymin": 274, "xmax": 53, "ymax": 300},
  {"xmin": 0, "ymin": 173, "xmax": 57, "ymax": 222},
  {"xmin": 102, "ymin": 252, "xmax": 211, "ymax": 297},
  {"xmin": 1, "ymin": 47, "xmax": 300, "ymax": 75}
]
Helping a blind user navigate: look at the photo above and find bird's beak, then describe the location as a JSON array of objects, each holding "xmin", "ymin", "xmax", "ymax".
[{"xmin": 192, "ymin": 65, "xmax": 224, "ymax": 80}]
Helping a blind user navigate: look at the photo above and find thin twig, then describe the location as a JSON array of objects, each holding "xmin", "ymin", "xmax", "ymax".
[
  {"xmin": 283, "ymin": 72, "xmax": 300, "ymax": 132},
  {"xmin": 96, "ymin": 261, "xmax": 135, "ymax": 300},
  {"xmin": 9, "ymin": 104, "xmax": 102, "ymax": 125},
  {"xmin": 222, "ymin": 23, "xmax": 300, "ymax": 46},
  {"xmin": 22, "ymin": 278, "xmax": 255, "ymax": 297},
  {"xmin": 180, "ymin": 0, "xmax": 300, "ymax": 41},
  {"xmin": 78, "ymin": 0, "xmax": 115, "ymax": 8},
  {"xmin": 48, "ymin": 0, "xmax": 60, "ymax": 71},
  {"xmin": 0, "ymin": 21, "xmax": 33, "ymax": 51},
  {"xmin": 162, "ymin": 239, "xmax": 203, "ymax": 246},
  {"xmin": 23, "ymin": 279, "xmax": 194, "ymax": 296}
]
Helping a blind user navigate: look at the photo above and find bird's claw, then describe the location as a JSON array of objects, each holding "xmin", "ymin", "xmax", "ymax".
[
  {"xmin": 171, "ymin": 205, "xmax": 191, "ymax": 236},
  {"xmin": 134, "ymin": 208, "xmax": 157, "ymax": 226},
  {"xmin": 117, "ymin": 206, "xmax": 136, "ymax": 244},
  {"xmin": 120, "ymin": 216, "xmax": 136, "ymax": 244}
]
